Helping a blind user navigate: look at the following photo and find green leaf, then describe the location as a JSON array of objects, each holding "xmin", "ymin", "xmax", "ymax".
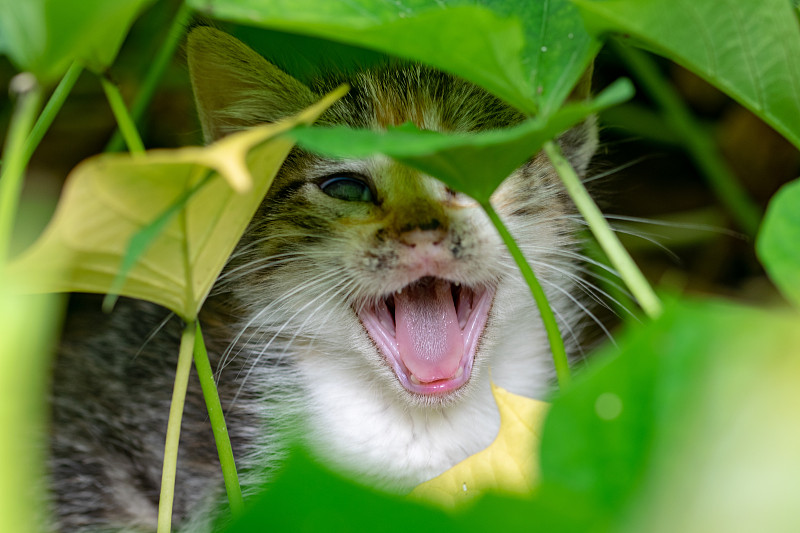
[
  {"xmin": 4, "ymin": 88, "xmax": 346, "ymax": 320},
  {"xmin": 572, "ymin": 0, "xmax": 800, "ymax": 150},
  {"xmin": 483, "ymin": 0, "xmax": 600, "ymax": 115},
  {"xmin": 290, "ymin": 78, "xmax": 633, "ymax": 202},
  {"xmin": 757, "ymin": 178, "xmax": 800, "ymax": 308},
  {"xmin": 189, "ymin": 0, "xmax": 597, "ymax": 116},
  {"xmin": 0, "ymin": 288, "xmax": 60, "ymax": 533},
  {"xmin": 219, "ymin": 451, "xmax": 457, "ymax": 533},
  {"xmin": 539, "ymin": 297, "xmax": 800, "ymax": 529},
  {"xmin": 0, "ymin": 0, "xmax": 154, "ymax": 84}
]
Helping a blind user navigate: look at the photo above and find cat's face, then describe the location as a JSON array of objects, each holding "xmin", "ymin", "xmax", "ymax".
[{"xmin": 189, "ymin": 28, "xmax": 595, "ymax": 409}]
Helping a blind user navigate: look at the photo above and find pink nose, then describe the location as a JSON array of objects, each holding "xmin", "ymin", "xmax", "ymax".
[{"xmin": 400, "ymin": 228, "xmax": 445, "ymax": 247}]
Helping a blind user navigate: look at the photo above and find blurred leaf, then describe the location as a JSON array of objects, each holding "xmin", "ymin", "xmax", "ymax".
[
  {"xmin": 411, "ymin": 384, "xmax": 548, "ymax": 508},
  {"xmin": 572, "ymin": 0, "xmax": 800, "ymax": 150},
  {"xmin": 291, "ymin": 79, "xmax": 632, "ymax": 201},
  {"xmin": 0, "ymin": 0, "xmax": 155, "ymax": 84},
  {"xmin": 623, "ymin": 309, "xmax": 800, "ymax": 533},
  {"xmin": 0, "ymin": 287, "xmax": 61, "ymax": 533},
  {"xmin": 189, "ymin": 0, "xmax": 597, "ymax": 115},
  {"xmin": 757, "ymin": 178, "xmax": 800, "ymax": 307},
  {"xmin": 539, "ymin": 297, "xmax": 800, "ymax": 529},
  {"xmin": 221, "ymin": 450, "xmax": 458, "ymax": 533},
  {"xmin": 4, "ymin": 88, "xmax": 346, "ymax": 320}
]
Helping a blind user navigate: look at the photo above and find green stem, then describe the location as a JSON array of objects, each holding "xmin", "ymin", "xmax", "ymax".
[
  {"xmin": 481, "ymin": 200, "xmax": 571, "ymax": 388},
  {"xmin": 0, "ymin": 74, "xmax": 43, "ymax": 264},
  {"xmin": 193, "ymin": 322, "xmax": 244, "ymax": 516},
  {"xmin": 106, "ymin": 3, "xmax": 193, "ymax": 152},
  {"xmin": 23, "ymin": 62, "xmax": 83, "ymax": 164},
  {"xmin": 157, "ymin": 321, "xmax": 196, "ymax": 533},
  {"xmin": 100, "ymin": 74, "xmax": 145, "ymax": 154},
  {"xmin": 544, "ymin": 140, "xmax": 663, "ymax": 319},
  {"xmin": 611, "ymin": 40, "xmax": 761, "ymax": 237}
]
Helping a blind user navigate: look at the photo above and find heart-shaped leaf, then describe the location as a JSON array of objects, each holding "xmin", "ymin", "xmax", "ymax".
[
  {"xmin": 4, "ymin": 88, "xmax": 346, "ymax": 319},
  {"xmin": 0, "ymin": 0, "xmax": 155, "ymax": 84},
  {"xmin": 573, "ymin": 0, "xmax": 800, "ymax": 151},
  {"xmin": 188, "ymin": 0, "xmax": 597, "ymax": 116},
  {"xmin": 410, "ymin": 384, "xmax": 548, "ymax": 507}
]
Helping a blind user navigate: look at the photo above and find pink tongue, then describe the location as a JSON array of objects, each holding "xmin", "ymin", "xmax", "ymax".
[{"xmin": 394, "ymin": 279, "xmax": 463, "ymax": 383}]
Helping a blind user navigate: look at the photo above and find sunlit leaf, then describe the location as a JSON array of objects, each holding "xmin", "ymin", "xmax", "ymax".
[
  {"xmin": 410, "ymin": 384, "xmax": 548, "ymax": 508},
  {"xmin": 539, "ymin": 298, "xmax": 800, "ymax": 529},
  {"xmin": 0, "ymin": 287, "xmax": 60, "ymax": 533},
  {"xmin": 573, "ymin": 0, "xmax": 800, "ymax": 150},
  {"xmin": 189, "ymin": 0, "xmax": 597, "ymax": 115},
  {"xmin": 0, "ymin": 0, "xmax": 155, "ymax": 84},
  {"xmin": 291, "ymin": 78, "xmax": 632, "ymax": 201},
  {"xmin": 757, "ymin": 178, "xmax": 800, "ymax": 308},
  {"xmin": 4, "ymin": 88, "xmax": 346, "ymax": 319}
]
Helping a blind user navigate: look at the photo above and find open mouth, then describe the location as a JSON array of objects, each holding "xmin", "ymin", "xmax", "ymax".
[{"xmin": 357, "ymin": 276, "xmax": 495, "ymax": 396}]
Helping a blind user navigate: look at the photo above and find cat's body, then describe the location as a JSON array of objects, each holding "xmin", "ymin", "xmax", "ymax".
[{"xmin": 49, "ymin": 27, "xmax": 597, "ymax": 531}]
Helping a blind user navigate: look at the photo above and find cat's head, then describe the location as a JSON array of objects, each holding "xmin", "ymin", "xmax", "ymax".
[{"xmin": 188, "ymin": 27, "xmax": 596, "ymax": 407}]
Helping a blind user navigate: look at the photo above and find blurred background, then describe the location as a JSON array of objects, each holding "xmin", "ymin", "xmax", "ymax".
[{"xmin": 1, "ymin": 0, "xmax": 798, "ymax": 317}]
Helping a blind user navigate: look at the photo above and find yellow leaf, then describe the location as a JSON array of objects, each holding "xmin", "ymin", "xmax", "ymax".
[
  {"xmin": 5, "ymin": 87, "xmax": 347, "ymax": 320},
  {"xmin": 410, "ymin": 384, "xmax": 549, "ymax": 508}
]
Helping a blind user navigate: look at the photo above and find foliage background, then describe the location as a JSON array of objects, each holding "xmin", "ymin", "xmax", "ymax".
[{"xmin": 2, "ymin": 0, "xmax": 796, "ymax": 306}]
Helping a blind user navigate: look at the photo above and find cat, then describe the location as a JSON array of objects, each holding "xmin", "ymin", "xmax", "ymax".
[{"xmin": 49, "ymin": 26, "xmax": 598, "ymax": 532}]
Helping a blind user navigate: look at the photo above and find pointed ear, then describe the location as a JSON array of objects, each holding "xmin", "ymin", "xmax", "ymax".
[{"xmin": 186, "ymin": 27, "xmax": 317, "ymax": 142}]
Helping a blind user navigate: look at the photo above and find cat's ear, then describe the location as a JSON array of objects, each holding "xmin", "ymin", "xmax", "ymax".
[{"xmin": 186, "ymin": 27, "xmax": 317, "ymax": 142}]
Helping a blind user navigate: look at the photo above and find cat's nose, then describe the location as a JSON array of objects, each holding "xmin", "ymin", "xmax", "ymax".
[{"xmin": 400, "ymin": 228, "xmax": 445, "ymax": 248}]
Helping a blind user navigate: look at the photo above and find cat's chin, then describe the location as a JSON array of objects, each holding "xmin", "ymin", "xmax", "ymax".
[{"xmin": 357, "ymin": 276, "xmax": 495, "ymax": 399}]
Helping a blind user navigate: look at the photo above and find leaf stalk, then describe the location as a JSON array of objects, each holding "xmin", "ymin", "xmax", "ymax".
[
  {"xmin": 481, "ymin": 200, "xmax": 571, "ymax": 388},
  {"xmin": 0, "ymin": 74, "xmax": 43, "ymax": 264},
  {"xmin": 543, "ymin": 140, "xmax": 662, "ymax": 318}
]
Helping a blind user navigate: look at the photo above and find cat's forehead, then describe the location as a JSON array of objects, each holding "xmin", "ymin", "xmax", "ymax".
[{"xmin": 313, "ymin": 64, "xmax": 524, "ymax": 133}]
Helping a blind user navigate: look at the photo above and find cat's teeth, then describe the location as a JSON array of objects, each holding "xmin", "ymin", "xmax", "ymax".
[
  {"xmin": 455, "ymin": 282, "xmax": 460, "ymax": 287},
  {"xmin": 396, "ymin": 288, "xmax": 403, "ymax": 295},
  {"xmin": 409, "ymin": 374, "xmax": 422, "ymax": 385},
  {"xmin": 454, "ymin": 367, "xmax": 464, "ymax": 379}
]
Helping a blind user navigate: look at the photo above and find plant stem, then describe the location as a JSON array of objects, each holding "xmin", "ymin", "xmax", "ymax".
[
  {"xmin": 193, "ymin": 322, "xmax": 244, "ymax": 516},
  {"xmin": 23, "ymin": 62, "xmax": 83, "ymax": 164},
  {"xmin": 157, "ymin": 321, "xmax": 196, "ymax": 533},
  {"xmin": 0, "ymin": 74, "xmax": 43, "ymax": 264},
  {"xmin": 100, "ymin": 75, "xmax": 145, "ymax": 154},
  {"xmin": 544, "ymin": 140, "xmax": 662, "ymax": 319},
  {"xmin": 480, "ymin": 200, "xmax": 571, "ymax": 388},
  {"xmin": 611, "ymin": 40, "xmax": 761, "ymax": 237},
  {"xmin": 106, "ymin": 3, "xmax": 193, "ymax": 152}
]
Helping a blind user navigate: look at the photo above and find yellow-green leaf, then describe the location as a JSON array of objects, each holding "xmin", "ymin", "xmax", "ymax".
[
  {"xmin": 4, "ymin": 87, "xmax": 347, "ymax": 319},
  {"xmin": 410, "ymin": 384, "xmax": 548, "ymax": 508}
]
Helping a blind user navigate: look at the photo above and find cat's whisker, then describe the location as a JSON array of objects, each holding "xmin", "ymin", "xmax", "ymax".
[
  {"xmin": 230, "ymin": 274, "xmax": 356, "ymax": 409},
  {"xmin": 215, "ymin": 268, "xmax": 348, "ymax": 378},
  {"xmin": 538, "ymin": 275, "xmax": 618, "ymax": 347}
]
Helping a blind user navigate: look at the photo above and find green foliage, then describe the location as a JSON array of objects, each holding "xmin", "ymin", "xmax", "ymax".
[
  {"xmin": 6, "ymin": 88, "xmax": 343, "ymax": 320},
  {"xmin": 573, "ymin": 0, "xmax": 800, "ymax": 151},
  {"xmin": 187, "ymin": 0, "xmax": 596, "ymax": 116},
  {"xmin": 0, "ymin": 0, "xmax": 155, "ymax": 85},
  {"xmin": 758, "ymin": 178, "xmax": 800, "ymax": 308}
]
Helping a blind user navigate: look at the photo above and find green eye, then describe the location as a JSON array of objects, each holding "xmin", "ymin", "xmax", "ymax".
[{"xmin": 320, "ymin": 176, "xmax": 374, "ymax": 203}]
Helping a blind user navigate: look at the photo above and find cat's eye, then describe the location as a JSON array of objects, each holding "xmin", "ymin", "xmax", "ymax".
[{"xmin": 319, "ymin": 176, "xmax": 374, "ymax": 203}]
